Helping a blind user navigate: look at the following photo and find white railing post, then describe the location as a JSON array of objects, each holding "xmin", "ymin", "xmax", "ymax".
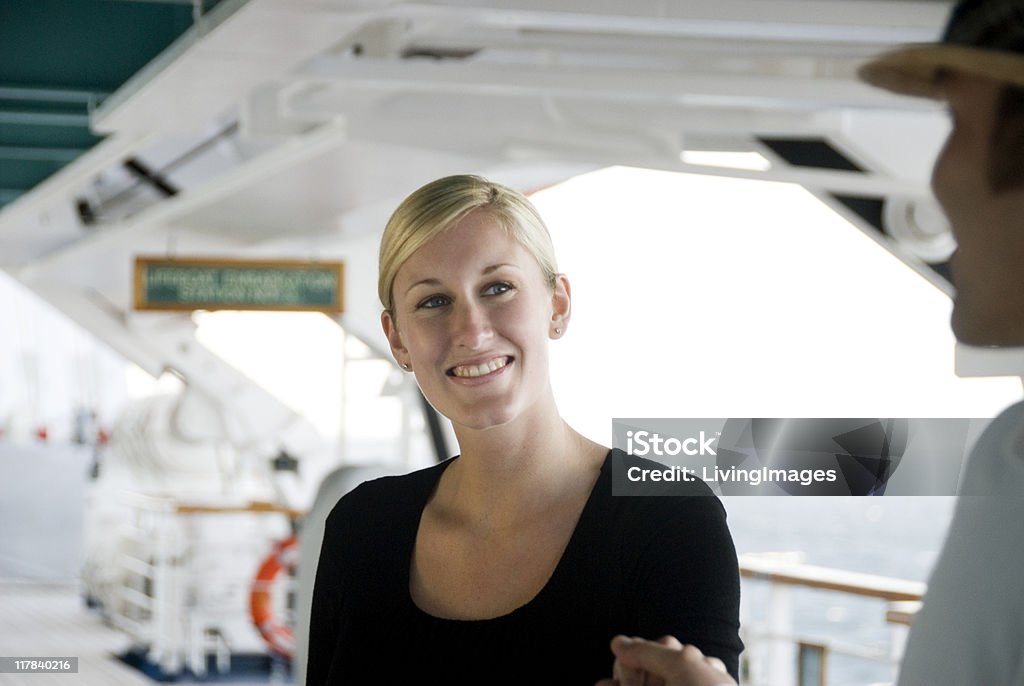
[{"xmin": 765, "ymin": 581, "xmax": 795, "ymax": 686}]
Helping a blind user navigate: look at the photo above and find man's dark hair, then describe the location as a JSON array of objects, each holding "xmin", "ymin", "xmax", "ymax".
[{"xmin": 992, "ymin": 83, "xmax": 1024, "ymax": 192}]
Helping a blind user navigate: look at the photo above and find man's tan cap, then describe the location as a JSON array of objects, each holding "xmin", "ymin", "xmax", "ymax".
[{"xmin": 859, "ymin": 0, "xmax": 1024, "ymax": 98}]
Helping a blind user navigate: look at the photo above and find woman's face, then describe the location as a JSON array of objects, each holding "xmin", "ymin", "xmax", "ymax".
[{"xmin": 382, "ymin": 209, "xmax": 569, "ymax": 431}]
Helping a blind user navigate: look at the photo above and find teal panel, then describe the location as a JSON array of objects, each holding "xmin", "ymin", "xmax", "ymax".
[
  {"xmin": 0, "ymin": 0, "xmax": 195, "ymax": 91},
  {"xmin": 0, "ymin": 0, "xmax": 220, "ymax": 209},
  {"xmin": 0, "ymin": 159, "xmax": 67, "ymax": 188}
]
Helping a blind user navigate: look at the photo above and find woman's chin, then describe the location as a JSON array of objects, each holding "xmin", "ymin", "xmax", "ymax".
[
  {"xmin": 445, "ymin": 396, "xmax": 538, "ymax": 433},
  {"xmin": 452, "ymin": 410, "xmax": 518, "ymax": 432}
]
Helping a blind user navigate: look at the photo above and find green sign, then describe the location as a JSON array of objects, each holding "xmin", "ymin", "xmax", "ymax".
[{"xmin": 134, "ymin": 257, "xmax": 344, "ymax": 313}]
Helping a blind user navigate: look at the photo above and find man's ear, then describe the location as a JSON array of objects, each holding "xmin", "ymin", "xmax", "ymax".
[
  {"xmin": 550, "ymin": 274, "xmax": 571, "ymax": 338},
  {"xmin": 381, "ymin": 310, "xmax": 410, "ymax": 368}
]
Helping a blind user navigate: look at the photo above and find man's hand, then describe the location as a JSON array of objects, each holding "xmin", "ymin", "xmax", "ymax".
[{"xmin": 595, "ymin": 635, "xmax": 737, "ymax": 686}]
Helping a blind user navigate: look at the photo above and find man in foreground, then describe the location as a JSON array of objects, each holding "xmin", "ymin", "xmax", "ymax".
[{"xmin": 598, "ymin": 0, "xmax": 1024, "ymax": 683}]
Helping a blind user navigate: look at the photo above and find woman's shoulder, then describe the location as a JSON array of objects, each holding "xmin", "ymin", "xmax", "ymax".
[
  {"xmin": 589, "ymin": 450, "xmax": 735, "ymax": 563},
  {"xmin": 325, "ymin": 459, "xmax": 452, "ymax": 527},
  {"xmin": 606, "ymin": 448, "xmax": 721, "ymax": 500},
  {"xmin": 348, "ymin": 458, "xmax": 449, "ymax": 497},
  {"xmin": 592, "ymin": 449, "xmax": 729, "ymax": 533}
]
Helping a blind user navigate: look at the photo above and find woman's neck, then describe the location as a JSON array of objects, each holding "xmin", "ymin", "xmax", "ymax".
[{"xmin": 439, "ymin": 403, "xmax": 606, "ymax": 531}]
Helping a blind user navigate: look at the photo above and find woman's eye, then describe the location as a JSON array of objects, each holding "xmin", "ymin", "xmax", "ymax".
[
  {"xmin": 483, "ymin": 282, "xmax": 513, "ymax": 296},
  {"xmin": 417, "ymin": 295, "xmax": 450, "ymax": 309}
]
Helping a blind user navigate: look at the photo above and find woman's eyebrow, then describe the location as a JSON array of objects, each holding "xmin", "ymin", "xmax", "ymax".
[
  {"xmin": 405, "ymin": 263, "xmax": 521, "ymax": 292},
  {"xmin": 482, "ymin": 263, "xmax": 519, "ymax": 274},
  {"xmin": 405, "ymin": 277, "xmax": 441, "ymax": 294}
]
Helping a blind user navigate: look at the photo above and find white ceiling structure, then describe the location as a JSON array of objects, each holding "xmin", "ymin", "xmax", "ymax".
[{"xmin": 0, "ymin": 0, "xmax": 961, "ymax": 447}]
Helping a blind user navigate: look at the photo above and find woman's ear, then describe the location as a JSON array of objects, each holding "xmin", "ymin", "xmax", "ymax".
[
  {"xmin": 550, "ymin": 274, "xmax": 571, "ymax": 338},
  {"xmin": 381, "ymin": 310, "xmax": 411, "ymax": 369}
]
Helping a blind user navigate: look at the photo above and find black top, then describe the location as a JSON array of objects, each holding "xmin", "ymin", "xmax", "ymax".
[{"xmin": 307, "ymin": 449, "xmax": 743, "ymax": 685}]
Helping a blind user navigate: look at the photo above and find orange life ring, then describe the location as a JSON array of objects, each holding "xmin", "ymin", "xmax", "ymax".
[{"xmin": 249, "ymin": 534, "xmax": 298, "ymax": 659}]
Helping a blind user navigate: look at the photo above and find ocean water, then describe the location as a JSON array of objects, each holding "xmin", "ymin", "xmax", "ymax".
[{"xmin": 723, "ymin": 496, "xmax": 957, "ymax": 686}]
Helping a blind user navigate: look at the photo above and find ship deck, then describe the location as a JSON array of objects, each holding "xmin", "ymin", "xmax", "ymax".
[{"xmin": 0, "ymin": 580, "xmax": 283, "ymax": 686}]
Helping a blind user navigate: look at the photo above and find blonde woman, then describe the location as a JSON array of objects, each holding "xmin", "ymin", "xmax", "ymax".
[{"xmin": 307, "ymin": 175, "xmax": 742, "ymax": 685}]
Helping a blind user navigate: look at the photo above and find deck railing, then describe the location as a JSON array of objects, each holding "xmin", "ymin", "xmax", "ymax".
[
  {"xmin": 109, "ymin": 492, "xmax": 297, "ymax": 679},
  {"xmin": 738, "ymin": 553, "xmax": 925, "ymax": 686}
]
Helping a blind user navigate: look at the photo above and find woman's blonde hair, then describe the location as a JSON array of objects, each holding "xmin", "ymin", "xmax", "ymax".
[{"xmin": 378, "ymin": 174, "xmax": 559, "ymax": 313}]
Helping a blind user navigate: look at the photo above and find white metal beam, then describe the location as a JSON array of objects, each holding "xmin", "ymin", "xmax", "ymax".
[
  {"xmin": 25, "ymin": 122, "xmax": 349, "ymax": 276},
  {"xmin": 295, "ymin": 56, "xmax": 918, "ymax": 110},
  {"xmin": 392, "ymin": 0, "xmax": 949, "ymax": 44}
]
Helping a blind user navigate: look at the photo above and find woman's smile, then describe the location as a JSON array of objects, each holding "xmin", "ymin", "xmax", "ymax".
[{"xmin": 447, "ymin": 355, "xmax": 514, "ymax": 380}]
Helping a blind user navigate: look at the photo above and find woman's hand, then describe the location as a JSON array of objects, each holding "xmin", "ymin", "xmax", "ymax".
[{"xmin": 595, "ymin": 635, "xmax": 737, "ymax": 686}]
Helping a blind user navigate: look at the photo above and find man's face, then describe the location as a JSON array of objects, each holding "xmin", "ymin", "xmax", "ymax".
[{"xmin": 932, "ymin": 73, "xmax": 1024, "ymax": 346}]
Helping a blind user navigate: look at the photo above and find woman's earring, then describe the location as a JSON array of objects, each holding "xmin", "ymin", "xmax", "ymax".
[
  {"xmin": 401, "ymin": 363, "xmax": 411, "ymax": 371},
  {"xmin": 554, "ymin": 328, "xmax": 562, "ymax": 335}
]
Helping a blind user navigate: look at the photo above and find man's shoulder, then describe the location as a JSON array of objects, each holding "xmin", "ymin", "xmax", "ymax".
[{"xmin": 960, "ymin": 400, "xmax": 1024, "ymax": 495}]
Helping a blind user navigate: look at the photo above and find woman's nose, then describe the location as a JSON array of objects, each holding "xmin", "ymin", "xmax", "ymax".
[{"xmin": 451, "ymin": 300, "xmax": 493, "ymax": 348}]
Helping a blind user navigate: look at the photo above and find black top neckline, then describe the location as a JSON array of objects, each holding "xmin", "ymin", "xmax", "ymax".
[{"xmin": 402, "ymin": 448, "xmax": 617, "ymax": 623}]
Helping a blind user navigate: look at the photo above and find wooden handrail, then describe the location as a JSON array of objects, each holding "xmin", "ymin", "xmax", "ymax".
[
  {"xmin": 885, "ymin": 600, "xmax": 923, "ymax": 626},
  {"xmin": 121, "ymin": 492, "xmax": 305, "ymax": 519},
  {"xmin": 174, "ymin": 500, "xmax": 304, "ymax": 518},
  {"xmin": 739, "ymin": 555, "xmax": 925, "ymax": 602}
]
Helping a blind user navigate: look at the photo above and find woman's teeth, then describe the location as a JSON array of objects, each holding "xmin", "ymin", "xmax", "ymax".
[{"xmin": 451, "ymin": 356, "xmax": 509, "ymax": 378}]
